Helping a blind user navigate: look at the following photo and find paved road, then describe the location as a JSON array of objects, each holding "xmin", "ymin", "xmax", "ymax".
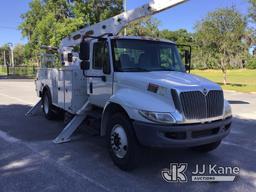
[{"xmin": 0, "ymin": 79, "xmax": 255, "ymax": 192}]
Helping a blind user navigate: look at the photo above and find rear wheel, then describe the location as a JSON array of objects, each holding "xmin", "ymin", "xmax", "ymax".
[
  {"xmin": 42, "ymin": 90, "xmax": 56, "ymax": 120},
  {"xmin": 107, "ymin": 113, "xmax": 140, "ymax": 171},
  {"xmin": 191, "ymin": 141, "xmax": 221, "ymax": 153}
]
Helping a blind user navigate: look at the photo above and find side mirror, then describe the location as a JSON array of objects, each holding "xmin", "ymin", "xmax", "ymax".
[
  {"xmin": 79, "ymin": 40, "xmax": 90, "ymax": 61},
  {"xmin": 80, "ymin": 60, "xmax": 90, "ymax": 70}
]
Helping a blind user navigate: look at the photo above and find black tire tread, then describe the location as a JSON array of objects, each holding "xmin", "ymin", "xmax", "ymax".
[
  {"xmin": 42, "ymin": 90, "xmax": 56, "ymax": 120},
  {"xmin": 107, "ymin": 113, "xmax": 140, "ymax": 171}
]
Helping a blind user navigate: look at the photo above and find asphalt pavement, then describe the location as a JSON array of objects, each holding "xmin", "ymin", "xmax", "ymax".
[{"xmin": 0, "ymin": 79, "xmax": 255, "ymax": 192}]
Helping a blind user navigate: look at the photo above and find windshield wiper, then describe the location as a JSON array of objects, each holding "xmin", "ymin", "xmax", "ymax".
[
  {"xmin": 122, "ymin": 67, "xmax": 151, "ymax": 72},
  {"xmin": 150, "ymin": 68, "xmax": 176, "ymax": 71}
]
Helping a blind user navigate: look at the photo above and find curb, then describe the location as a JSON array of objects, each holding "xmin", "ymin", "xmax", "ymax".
[
  {"xmin": 224, "ymin": 90, "xmax": 256, "ymax": 94},
  {"xmin": 0, "ymin": 75, "xmax": 34, "ymax": 80}
]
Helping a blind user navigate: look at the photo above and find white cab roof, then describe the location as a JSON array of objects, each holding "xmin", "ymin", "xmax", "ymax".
[{"xmin": 110, "ymin": 36, "xmax": 176, "ymax": 45}]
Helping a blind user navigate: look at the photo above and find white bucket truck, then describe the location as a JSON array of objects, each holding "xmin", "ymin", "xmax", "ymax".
[{"xmin": 28, "ymin": 0, "xmax": 232, "ymax": 170}]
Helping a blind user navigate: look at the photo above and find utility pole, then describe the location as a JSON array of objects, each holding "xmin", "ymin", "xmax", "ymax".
[
  {"xmin": 3, "ymin": 50, "xmax": 6, "ymax": 66},
  {"xmin": 11, "ymin": 48, "xmax": 14, "ymax": 67},
  {"xmin": 8, "ymin": 43, "xmax": 14, "ymax": 67}
]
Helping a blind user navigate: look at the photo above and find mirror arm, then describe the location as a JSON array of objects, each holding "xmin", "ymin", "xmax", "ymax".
[{"xmin": 177, "ymin": 44, "xmax": 192, "ymax": 73}]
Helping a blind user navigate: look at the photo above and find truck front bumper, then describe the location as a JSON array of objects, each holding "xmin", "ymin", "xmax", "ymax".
[{"xmin": 133, "ymin": 117, "xmax": 232, "ymax": 148}]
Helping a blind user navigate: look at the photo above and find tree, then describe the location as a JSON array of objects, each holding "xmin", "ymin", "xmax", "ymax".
[
  {"xmin": 13, "ymin": 44, "xmax": 26, "ymax": 66},
  {"xmin": 71, "ymin": 0, "xmax": 123, "ymax": 25},
  {"xmin": 248, "ymin": 0, "xmax": 256, "ymax": 23},
  {"xmin": 19, "ymin": 0, "xmax": 123, "ymax": 65},
  {"xmin": 0, "ymin": 44, "xmax": 26, "ymax": 66},
  {"xmin": 19, "ymin": 0, "xmax": 44, "ymax": 41},
  {"xmin": 0, "ymin": 44, "xmax": 11, "ymax": 66},
  {"xmin": 195, "ymin": 7, "xmax": 248, "ymax": 85},
  {"xmin": 125, "ymin": 17, "xmax": 160, "ymax": 37},
  {"xmin": 247, "ymin": 0, "xmax": 256, "ymax": 67},
  {"xmin": 160, "ymin": 29, "xmax": 193, "ymax": 44}
]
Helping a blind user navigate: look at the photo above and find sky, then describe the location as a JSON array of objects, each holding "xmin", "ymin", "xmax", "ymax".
[{"xmin": 0, "ymin": 0, "xmax": 250, "ymax": 46}]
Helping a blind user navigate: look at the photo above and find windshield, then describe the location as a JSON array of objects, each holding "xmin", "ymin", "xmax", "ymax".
[{"xmin": 111, "ymin": 39, "xmax": 185, "ymax": 72}]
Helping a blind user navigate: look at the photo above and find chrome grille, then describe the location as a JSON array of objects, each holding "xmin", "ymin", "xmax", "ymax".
[
  {"xmin": 179, "ymin": 90, "xmax": 224, "ymax": 120},
  {"xmin": 206, "ymin": 90, "xmax": 224, "ymax": 118}
]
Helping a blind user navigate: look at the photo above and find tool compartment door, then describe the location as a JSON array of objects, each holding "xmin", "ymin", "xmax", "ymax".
[
  {"xmin": 64, "ymin": 70, "xmax": 73, "ymax": 111},
  {"xmin": 50, "ymin": 68, "xmax": 58, "ymax": 105},
  {"xmin": 71, "ymin": 69, "xmax": 88, "ymax": 112},
  {"xmin": 57, "ymin": 70, "xmax": 65, "ymax": 109}
]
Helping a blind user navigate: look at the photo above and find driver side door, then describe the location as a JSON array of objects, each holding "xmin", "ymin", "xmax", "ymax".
[{"xmin": 88, "ymin": 40, "xmax": 113, "ymax": 107}]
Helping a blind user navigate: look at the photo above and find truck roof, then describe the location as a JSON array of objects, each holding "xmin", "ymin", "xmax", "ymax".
[{"xmin": 110, "ymin": 36, "xmax": 176, "ymax": 45}]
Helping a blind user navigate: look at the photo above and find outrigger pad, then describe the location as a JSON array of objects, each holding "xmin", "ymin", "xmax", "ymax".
[{"xmin": 25, "ymin": 99, "xmax": 42, "ymax": 117}]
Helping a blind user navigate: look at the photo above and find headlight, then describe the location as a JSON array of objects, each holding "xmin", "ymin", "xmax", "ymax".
[
  {"xmin": 223, "ymin": 101, "xmax": 232, "ymax": 118},
  {"xmin": 139, "ymin": 110, "xmax": 176, "ymax": 124}
]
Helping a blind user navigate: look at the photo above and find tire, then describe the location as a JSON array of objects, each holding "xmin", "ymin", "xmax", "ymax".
[
  {"xmin": 42, "ymin": 90, "xmax": 56, "ymax": 120},
  {"xmin": 191, "ymin": 141, "xmax": 221, "ymax": 153},
  {"xmin": 106, "ymin": 113, "xmax": 140, "ymax": 171}
]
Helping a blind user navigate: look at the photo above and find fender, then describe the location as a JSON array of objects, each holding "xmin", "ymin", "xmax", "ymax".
[
  {"xmin": 109, "ymin": 88, "xmax": 175, "ymax": 115},
  {"xmin": 100, "ymin": 88, "xmax": 176, "ymax": 136}
]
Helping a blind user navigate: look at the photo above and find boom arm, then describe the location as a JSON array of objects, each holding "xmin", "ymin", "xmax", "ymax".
[{"xmin": 60, "ymin": 0, "xmax": 187, "ymax": 49}]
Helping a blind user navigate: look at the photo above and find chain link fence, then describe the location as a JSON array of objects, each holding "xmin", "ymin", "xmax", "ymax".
[{"xmin": 0, "ymin": 65, "xmax": 37, "ymax": 78}]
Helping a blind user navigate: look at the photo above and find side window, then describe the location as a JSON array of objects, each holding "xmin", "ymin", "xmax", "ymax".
[{"xmin": 93, "ymin": 41, "xmax": 110, "ymax": 70}]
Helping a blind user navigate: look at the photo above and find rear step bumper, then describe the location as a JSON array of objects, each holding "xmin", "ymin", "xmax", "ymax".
[{"xmin": 133, "ymin": 117, "xmax": 232, "ymax": 148}]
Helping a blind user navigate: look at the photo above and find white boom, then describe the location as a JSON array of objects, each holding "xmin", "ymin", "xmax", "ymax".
[{"xmin": 60, "ymin": 0, "xmax": 187, "ymax": 49}]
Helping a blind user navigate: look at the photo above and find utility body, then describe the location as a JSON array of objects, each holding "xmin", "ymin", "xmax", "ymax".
[{"xmin": 30, "ymin": 0, "xmax": 232, "ymax": 170}]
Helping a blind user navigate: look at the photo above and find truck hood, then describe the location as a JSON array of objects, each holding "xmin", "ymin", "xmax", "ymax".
[{"xmin": 115, "ymin": 71, "xmax": 221, "ymax": 92}]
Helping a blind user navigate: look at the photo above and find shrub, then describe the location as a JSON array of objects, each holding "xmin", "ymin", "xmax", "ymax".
[{"xmin": 246, "ymin": 58, "xmax": 256, "ymax": 69}]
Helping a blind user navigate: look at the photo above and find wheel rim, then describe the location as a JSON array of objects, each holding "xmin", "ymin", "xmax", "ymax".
[
  {"xmin": 110, "ymin": 124, "xmax": 128, "ymax": 159},
  {"xmin": 43, "ymin": 95, "xmax": 49, "ymax": 114}
]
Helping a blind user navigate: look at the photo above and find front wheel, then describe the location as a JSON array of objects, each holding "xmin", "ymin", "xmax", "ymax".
[
  {"xmin": 191, "ymin": 141, "xmax": 221, "ymax": 153},
  {"xmin": 107, "ymin": 113, "xmax": 140, "ymax": 171}
]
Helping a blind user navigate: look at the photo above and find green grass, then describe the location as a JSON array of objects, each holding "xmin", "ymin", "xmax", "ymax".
[
  {"xmin": 0, "ymin": 66, "xmax": 37, "ymax": 77},
  {"xmin": 0, "ymin": 66, "xmax": 7, "ymax": 75},
  {"xmin": 192, "ymin": 69, "xmax": 256, "ymax": 92}
]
